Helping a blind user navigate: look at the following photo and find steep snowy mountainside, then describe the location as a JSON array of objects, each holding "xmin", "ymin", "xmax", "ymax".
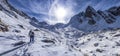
[
  {"xmin": 0, "ymin": 0, "xmax": 31, "ymax": 19},
  {"xmin": 68, "ymin": 6, "xmax": 120, "ymax": 32},
  {"xmin": 0, "ymin": 0, "xmax": 34, "ymax": 29},
  {"xmin": 0, "ymin": 0, "xmax": 42, "ymax": 30},
  {"xmin": 0, "ymin": 0, "xmax": 38, "ymax": 54}
]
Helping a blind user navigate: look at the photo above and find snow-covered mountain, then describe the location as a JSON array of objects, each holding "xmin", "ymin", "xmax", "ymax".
[
  {"xmin": 0, "ymin": 0, "xmax": 120, "ymax": 56},
  {"xmin": 68, "ymin": 6, "xmax": 120, "ymax": 32},
  {"xmin": 33, "ymin": 5, "xmax": 120, "ymax": 32}
]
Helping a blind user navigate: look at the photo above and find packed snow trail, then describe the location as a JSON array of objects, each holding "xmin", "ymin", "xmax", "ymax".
[{"xmin": 0, "ymin": 42, "xmax": 29, "ymax": 56}]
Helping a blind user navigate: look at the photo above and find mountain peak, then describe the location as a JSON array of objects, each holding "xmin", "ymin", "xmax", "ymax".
[
  {"xmin": 85, "ymin": 6, "xmax": 97, "ymax": 18},
  {"xmin": 31, "ymin": 17, "xmax": 39, "ymax": 22},
  {"xmin": 86, "ymin": 6, "xmax": 95, "ymax": 11}
]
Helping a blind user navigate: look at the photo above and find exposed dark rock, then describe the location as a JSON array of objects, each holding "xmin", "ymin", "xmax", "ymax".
[
  {"xmin": 88, "ymin": 19, "xmax": 96, "ymax": 25},
  {"xmin": 112, "ymin": 46, "xmax": 115, "ymax": 48},
  {"xmin": 115, "ymin": 42, "xmax": 120, "ymax": 46},
  {"xmin": 97, "ymin": 10, "xmax": 116, "ymax": 24},
  {"xmin": 106, "ymin": 37, "xmax": 108, "ymax": 39},
  {"xmin": 79, "ymin": 18, "xmax": 83, "ymax": 23},
  {"xmin": 96, "ymin": 49, "xmax": 104, "ymax": 53},
  {"xmin": 0, "ymin": 5, "xmax": 3, "ymax": 10},
  {"xmin": 83, "ymin": 53, "xmax": 89, "ymax": 56},
  {"xmin": 13, "ymin": 41, "xmax": 25, "ymax": 46},
  {"xmin": 34, "ymin": 29, "xmax": 40, "ymax": 31},
  {"xmin": 87, "ymin": 38, "xmax": 91, "ymax": 41},
  {"xmin": 41, "ymin": 40, "xmax": 55, "ymax": 44},
  {"xmin": 31, "ymin": 17, "xmax": 39, "ymax": 22},
  {"xmin": 93, "ymin": 54, "xmax": 96, "ymax": 56},
  {"xmin": 108, "ymin": 6, "xmax": 120, "ymax": 16},
  {"xmin": 18, "ymin": 24, "xmax": 24, "ymax": 29},
  {"xmin": 12, "ymin": 29, "xmax": 21, "ymax": 33},
  {"xmin": 94, "ymin": 43, "xmax": 99, "ymax": 47},
  {"xmin": 113, "ymin": 34, "xmax": 120, "ymax": 37},
  {"xmin": 0, "ymin": 19, "xmax": 8, "ymax": 32},
  {"xmin": 98, "ymin": 35, "xmax": 104, "ymax": 38},
  {"xmin": 85, "ymin": 6, "xmax": 97, "ymax": 18},
  {"xmin": 84, "ymin": 6, "xmax": 99, "ymax": 25}
]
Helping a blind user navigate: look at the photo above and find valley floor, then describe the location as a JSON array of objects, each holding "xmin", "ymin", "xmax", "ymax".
[{"xmin": 0, "ymin": 29, "xmax": 120, "ymax": 56}]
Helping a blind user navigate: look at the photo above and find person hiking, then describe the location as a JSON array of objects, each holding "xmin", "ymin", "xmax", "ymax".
[{"xmin": 29, "ymin": 30, "xmax": 35, "ymax": 43}]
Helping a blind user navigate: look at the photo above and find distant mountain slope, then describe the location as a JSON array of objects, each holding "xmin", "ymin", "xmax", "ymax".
[{"xmin": 68, "ymin": 6, "xmax": 120, "ymax": 32}]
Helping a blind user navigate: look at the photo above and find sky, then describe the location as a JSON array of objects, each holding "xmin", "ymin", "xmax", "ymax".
[{"xmin": 8, "ymin": 0, "xmax": 120, "ymax": 25}]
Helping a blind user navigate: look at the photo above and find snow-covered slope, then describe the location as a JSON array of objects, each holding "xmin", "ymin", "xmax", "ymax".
[
  {"xmin": 0, "ymin": 0, "xmax": 120, "ymax": 56},
  {"xmin": 0, "ymin": 0, "xmax": 37, "ymax": 55},
  {"xmin": 68, "ymin": 6, "xmax": 120, "ymax": 32}
]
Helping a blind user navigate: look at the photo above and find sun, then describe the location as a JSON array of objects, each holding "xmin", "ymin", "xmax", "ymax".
[
  {"xmin": 54, "ymin": 7, "xmax": 67, "ymax": 19},
  {"xmin": 48, "ymin": 5, "xmax": 69, "ymax": 24}
]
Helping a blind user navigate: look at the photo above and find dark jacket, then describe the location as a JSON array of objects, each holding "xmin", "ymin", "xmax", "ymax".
[{"xmin": 29, "ymin": 30, "xmax": 34, "ymax": 37}]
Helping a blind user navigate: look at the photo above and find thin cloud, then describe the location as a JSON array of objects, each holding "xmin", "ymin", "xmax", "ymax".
[{"xmin": 8, "ymin": 0, "xmax": 120, "ymax": 24}]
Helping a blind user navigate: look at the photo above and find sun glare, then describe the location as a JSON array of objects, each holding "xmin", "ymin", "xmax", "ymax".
[
  {"xmin": 49, "ymin": 5, "xmax": 70, "ymax": 24},
  {"xmin": 55, "ymin": 7, "xmax": 67, "ymax": 19}
]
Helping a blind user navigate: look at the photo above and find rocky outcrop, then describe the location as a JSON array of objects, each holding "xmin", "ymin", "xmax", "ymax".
[
  {"xmin": 85, "ymin": 6, "xmax": 97, "ymax": 25},
  {"xmin": 0, "ymin": 19, "xmax": 8, "ymax": 32},
  {"xmin": 108, "ymin": 6, "xmax": 120, "ymax": 16},
  {"xmin": 97, "ymin": 10, "xmax": 116, "ymax": 24},
  {"xmin": 85, "ymin": 6, "xmax": 97, "ymax": 18}
]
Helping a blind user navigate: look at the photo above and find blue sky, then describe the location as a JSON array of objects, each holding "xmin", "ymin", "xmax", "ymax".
[{"xmin": 8, "ymin": 0, "xmax": 120, "ymax": 24}]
